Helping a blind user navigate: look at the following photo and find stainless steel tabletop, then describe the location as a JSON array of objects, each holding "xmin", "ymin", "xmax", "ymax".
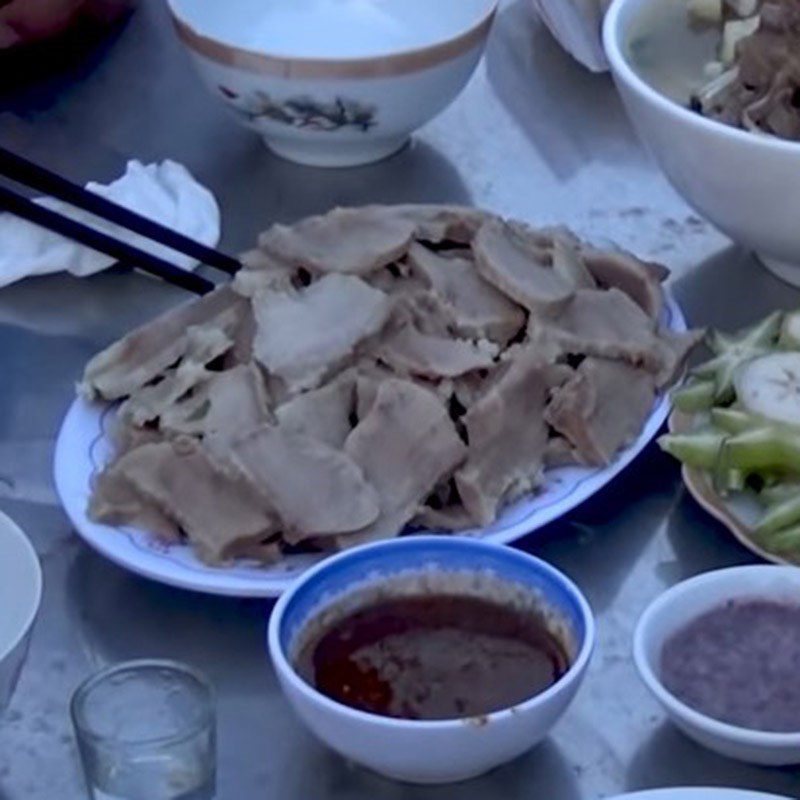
[{"xmin": 1, "ymin": 1, "xmax": 799, "ymax": 798}]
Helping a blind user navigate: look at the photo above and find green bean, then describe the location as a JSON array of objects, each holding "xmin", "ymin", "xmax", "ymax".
[
  {"xmin": 756, "ymin": 493, "xmax": 800, "ymax": 535},
  {"xmin": 720, "ymin": 428, "xmax": 800, "ymax": 474},
  {"xmin": 672, "ymin": 381, "xmax": 716, "ymax": 413},
  {"xmin": 710, "ymin": 407, "xmax": 760, "ymax": 434},
  {"xmin": 658, "ymin": 431, "xmax": 726, "ymax": 470},
  {"xmin": 757, "ymin": 525, "xmax": 800, "ymax": 556}
]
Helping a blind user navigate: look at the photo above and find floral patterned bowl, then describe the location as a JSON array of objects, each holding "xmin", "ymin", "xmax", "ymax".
[{"xmin": 166, "ymin": 0, "xmax": 498, "ymax": 167}]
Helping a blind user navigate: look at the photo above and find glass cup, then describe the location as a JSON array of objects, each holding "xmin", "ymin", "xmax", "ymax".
[{"xmin": 71, "ymin": 660, "xmax": 216, "ymax": 800}]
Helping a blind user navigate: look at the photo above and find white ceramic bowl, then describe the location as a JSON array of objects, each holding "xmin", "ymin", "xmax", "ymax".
[
  {"xmin": 608, "ymin": 791, "xmax": 794, "ymax": 800},
  {"xmin": 0, "ymin": 510, "xmax": 42, "ymax": 713},
  {"xmin": 604, "ymin": 0, "xmax": 800, "ymax": 286},
  {"xmin": 267, "ymin": 536, "xmax": 595, "ymax": 784},
  {"xmin": 167, "ymin": 0, "xmax": 498, "ymax": 167},
  {"xmin": 634, "ymin": 565, "xmax": 800, "ymax": 766}
]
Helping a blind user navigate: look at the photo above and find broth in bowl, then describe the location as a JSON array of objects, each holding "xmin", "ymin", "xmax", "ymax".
[
  {"xmin": 293, "ymin": 573, "xmax": 573, "ymax": 721},
  {"xmin": 268, "ymin": 536, "xmax": 595, "ymax": 783},
  {"xmin": 628, "ymin": 0, "xmax": 800, "ymax": 141},
  {"xmin": 627, "ymin": 0, "xmax": 720, "ymax": 106}
]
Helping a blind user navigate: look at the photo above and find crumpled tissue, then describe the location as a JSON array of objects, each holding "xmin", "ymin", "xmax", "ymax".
[{"xmin": 0, "ymin": 159, "xmax": 221, "ymax": 288}]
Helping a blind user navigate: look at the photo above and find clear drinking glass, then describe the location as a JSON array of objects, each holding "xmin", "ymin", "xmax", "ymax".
[{"xmin": 71, "ymin": 660, "xmax": 216, "ymax": 800}]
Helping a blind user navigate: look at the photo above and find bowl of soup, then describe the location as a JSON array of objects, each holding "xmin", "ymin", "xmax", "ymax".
[
  {"xmin": 634, "ymin": 565, "xmax": 800, "ymax": 766},
  {"xmin": 604, "ymin": 0, "xmax": 800, "ymax": 286},
  {"xmin": 0, "ymin": 510, "xmax": 42, "ymax": 713},
  {"xmin": 167, "ymin": 0, "xmax": 498, "ymax": 168},
  {"xmin": 267, "ymin": 536, "xmax": 594, "ymax": 784}
]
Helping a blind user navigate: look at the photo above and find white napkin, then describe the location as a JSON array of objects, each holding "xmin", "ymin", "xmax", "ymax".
[
  {"xmin": 0, "ymin": 160, "xmax": 221, "ymax": 289},
  {"xmin": 532, "ymin": 0, "xmax": 612, "ymax": 72}
]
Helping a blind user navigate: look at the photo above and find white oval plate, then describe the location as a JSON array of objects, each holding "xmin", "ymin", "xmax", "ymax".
[
  {"xmin": 607, "ymin": 791, "xmax": 792, "ymax": 800},
  {"xmin": 54, "ymin": 293, "xmax": 686, "ymax": 598}
]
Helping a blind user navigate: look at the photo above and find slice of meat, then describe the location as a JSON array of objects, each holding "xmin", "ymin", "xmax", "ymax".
[
  {"xmin": 252, "ymin": 274, "xmax": 391, "ymax": 393},
  {"xmin": 451, "ymin": 368, "xmax": 498, "ymax": 412},
  {"xmin": 366, "ymin": 257, "xmax": 429, "ymax": 299},
  {"xmin": 80, "ymin": 286, "xmax": 246, "ymax": 401},
  {"xmin": 413, "ymin": 478, "xmax": 473, "ymax": 532},
  {"xmin": 393, "ymin": 205, "xmax": 493, "ymax": 244},
  {"xmin": 407, "ymin": 242, "xmax": 526, "ymax": 343},
  {"xmin": 527, "ymin": 288, "xmax": 667, "ymax": 373},
  {"xmin": 545, "ymin": 358, "xmax": 656, "ymax": 466},
  {"xmin": 118, "ymin": 362, "xmax": 210, "ymax": 427},
  {"xmin": 160, "ymin": 363, "xmax": 272, "ymax": 437},
  {"xmin": 354, "ymin": 362, "xmax": 395, "ymax": 421},
  {"xmin": 230, "ymin": 425, "xmax": 379, "ymax": 542},
  {"xmin": 109, "ymin": 417, "xmax": 164, "ymax": 457},
  {"xmin": 580, "ymin": 247, "xmax": 669, "ymax": 319},
  {"xmin": 552, "ymin": 236, "xmax": 597, "ymax": 290},
  {"xmin": 116, "ymin": 324, "xmax": 229, "ymax": 419},
  {"xmin": 377, "ymin": 323, "xmax": 499, "ymax": 380},
  {"xmin": 275, "ymin": 370, "xmax": 356, "ymax": 449},
  {"xmin": 389, "ymin": 288, "xmax": 455, "ymax": 338},
  {"xmin": 239, "ymin": 247, "xmax": 292, "ymax": 273},
  {"xmin": 89, "ymin": 464, "xmax": 181, "ymax": 544},
  {"xmin": 258, "ymin": 206, "xmax": 416, "ymax": 276},
  {"xmin": 456, "ymin": 350, "xmax": 571, "ymax": 526},
  {"xmin": 233, "ymin": 251, "xmax": 301, "ymax": 297},
  {"xmin": 182, "ymin": 323, "xmax": 235, "ymax": 365},
  {"xmin": 655, "ymin": 329, "xmax": 706, "ymax": 389},
  {"xmin": 225, "ymin": 537, "xmax": 283, "ymax": 564},
  {"xmin": 225, "ymin": 302, "xmax": 256, "ymax": 366},
  {"xmin": 108, "ymin": 438, "xmax": 277, "ymax": 565},
  {"xmin": 414, "ymin": 504, "xmax": 474, "ymax": 532},
  {"xmin": 341, "ymin": 379, "xmax": 467, "ymax": 546},
  {"xmin": 544, "ymin": 436, "xmax": 586, "ymax": 468},
  {"xmin": 473, "ymin": 218, "xmax": 574, "ymax": 314},
  {"xmin": 115, "ymin": 323, "xmax": 235, "ymax": 425}
]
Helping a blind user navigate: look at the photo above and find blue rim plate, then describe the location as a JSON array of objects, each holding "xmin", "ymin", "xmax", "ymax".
[{"xmin": 53, "ymin": 291, "xmax": 687, "ymax": 598}]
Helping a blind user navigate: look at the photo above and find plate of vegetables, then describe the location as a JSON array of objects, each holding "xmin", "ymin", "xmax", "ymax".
[{"xmin": 661, "ymin": 310, "xmax": 800, "ymax": 566}]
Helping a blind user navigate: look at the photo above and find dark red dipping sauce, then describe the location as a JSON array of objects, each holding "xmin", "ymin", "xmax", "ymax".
[
  {"xmin": 661, "ymin": 600, "xmax": 800, "ymax": 733},
  {"xmin": 294, "ymin": 594, "xmax": 571, "ymax": 721}
]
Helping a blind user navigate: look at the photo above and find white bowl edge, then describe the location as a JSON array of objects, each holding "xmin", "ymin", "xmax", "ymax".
[
  {"xmin": 633, "ymin": 565, "xmax": 800, "ymax": 751},
  {"xmin": 267, "ymin": 536, "xmax": 597, "ymax": 733},
  {"xmin": 602, "ymin": 0, "xmax": 800, "ymax": 157},
  {"xmin": 0, "ymin": 510, "xmax": 42, "ymax": 667}
]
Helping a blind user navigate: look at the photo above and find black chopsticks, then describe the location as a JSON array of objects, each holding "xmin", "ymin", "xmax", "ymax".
[
  {"xmin": 0, "ymin": 184, "xmax": 216, "ymax": 295},
  {"xmin": 0, "ymin": 147, "xmax": 242, "ymax": 295}
]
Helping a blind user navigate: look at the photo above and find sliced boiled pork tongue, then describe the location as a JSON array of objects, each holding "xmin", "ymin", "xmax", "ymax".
[{"xmin": 80, "ymin": 204, "xmax": 701, "ymax": 565}]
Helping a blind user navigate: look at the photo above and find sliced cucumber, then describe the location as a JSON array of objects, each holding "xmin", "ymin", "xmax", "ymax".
[
  {"xmin": 658, "ymin": 431, "xmax": 726, "ymax": 470},
  {"xmin": 691, "ymin": 312, "xmax": 782, "ymax": 401},
  {"xmin": 734, "ymin": 352, "xmax": 800, "ymax": 427}
]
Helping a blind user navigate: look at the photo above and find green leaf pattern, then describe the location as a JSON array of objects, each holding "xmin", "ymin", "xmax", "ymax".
[{"xmin": 218, "ymin": 86, "xmax": 377, "ymax": 132}]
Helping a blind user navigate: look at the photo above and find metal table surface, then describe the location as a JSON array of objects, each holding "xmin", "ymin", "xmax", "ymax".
[{"xmin": 1, "ymin": 1, "xmax": 799, "ymax": 798}]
